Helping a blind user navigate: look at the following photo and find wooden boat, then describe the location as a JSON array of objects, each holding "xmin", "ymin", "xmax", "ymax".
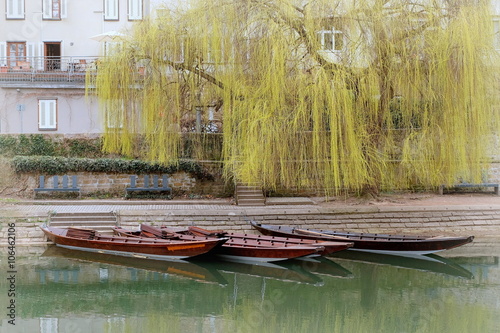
[
  {"xmin": 40, "ymin": 224, "xmax": 227, "ymax": 261},
  {"xmin": 114, "ymin": 225, "xmax": 335, "ymax": 263},
  {"xmin": 160, "ymin": 225, "xmax": 352, "ymax": 256},
  {"xmin": 250, "ymin": 222, "xmax": 474, "ymax": 256}
]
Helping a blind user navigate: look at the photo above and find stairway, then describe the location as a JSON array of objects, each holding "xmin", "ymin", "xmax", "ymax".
[
  {"xmin": 235, "ymin": 184, "xmax": 266, "ymax": 206},
  {"xmin": 49, "ymin": 211, "xmax": 117, "ymax": 234}
]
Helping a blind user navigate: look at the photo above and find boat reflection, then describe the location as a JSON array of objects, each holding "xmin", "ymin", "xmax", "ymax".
[
  {"xmin": 279, "ymin": 257, "xmax": 353, "ymax": 279},
  {"xmin": 209, "ymin": 259, "xmax": 325, "ymax": 286},
  {"xmin": 41, "ymin": 245, "xmax": 229, "ymax": 285},
  {"xmin": 329, "ymin": 250, "xmax": 474, "ymax": 279}
]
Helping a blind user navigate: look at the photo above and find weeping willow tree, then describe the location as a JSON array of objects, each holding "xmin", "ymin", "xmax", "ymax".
[{"xmin": 87, "ymin": 0, "xmax": 500, "ymax": 195}]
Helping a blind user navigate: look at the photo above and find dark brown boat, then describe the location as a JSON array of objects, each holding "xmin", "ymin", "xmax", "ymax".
[
  {"xmin": 251, "ymin": 222, "xmax": 474, "ymax": 256},
  {"xmin": 40, "ymin": 224, "xmax": 227, "ymax": 261},
  {"xmin": 114, "ymin": 225, "xmax": 333, "ymax": 263}
]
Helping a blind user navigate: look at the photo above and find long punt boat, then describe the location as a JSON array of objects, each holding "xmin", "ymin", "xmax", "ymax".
[
  {"xmin": 114, "ymin": 225, "xmax": 347, "ymax": 263},
  {"xmin": 40, "ymin": 224, "xmax": 227, "ymax": 261},
  {"xmin": 250, "ymin": 222, "xmax": 474, "ymax": 256}
]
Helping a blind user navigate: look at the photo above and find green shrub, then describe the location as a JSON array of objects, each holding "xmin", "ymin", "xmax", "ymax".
[{"xmin": 11, "ymin": 156, "xmax": 214, "ymax": 180}]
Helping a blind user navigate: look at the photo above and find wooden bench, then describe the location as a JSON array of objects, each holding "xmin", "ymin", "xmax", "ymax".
[
  {"xmin": 439, "ymin": 183, "xmax": 500, "ymax": 195},
  {"xmin": 34, "ymin": 175, "xmax": 81, "ymax": 197},
  {"xmin": 125, "ymin": 175, "xmax": 172, "ymax": 196}
]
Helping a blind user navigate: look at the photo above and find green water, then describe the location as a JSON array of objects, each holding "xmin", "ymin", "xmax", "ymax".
[{"xmin": 1, "ymin": 242, "xmax": 499, "ymax": 333}]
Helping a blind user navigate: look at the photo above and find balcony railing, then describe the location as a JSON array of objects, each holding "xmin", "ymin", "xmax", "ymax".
[{"xmin": 0, "ymin": 56, "xmax": 99, "ymax": 84}]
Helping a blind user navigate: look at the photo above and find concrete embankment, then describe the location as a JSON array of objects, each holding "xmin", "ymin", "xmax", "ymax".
[{"xmin": 1, "ymin": 199, "xmax": 500, "ymax": 245}]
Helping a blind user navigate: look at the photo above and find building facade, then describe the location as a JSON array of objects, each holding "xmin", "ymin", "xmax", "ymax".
[
  {"xmin": 0, "ymin": 0, "xmax": 167, "ymax": 135},
  {"xmin": 1, "ymin": 0, "xmax": 499, "ymax": 136}
]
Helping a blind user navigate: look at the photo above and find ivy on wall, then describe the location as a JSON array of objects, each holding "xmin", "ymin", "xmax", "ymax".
[
  {"xmin": 0, "ymin": 134, "xmax": 223, "ymax": 161},
  {"xmin": 12, "ymin": 156, "xmax": 214, "ymax": 180},
  {"xmin": 0, "ymin": 135, "xmax": 105, "ymax": 158}
]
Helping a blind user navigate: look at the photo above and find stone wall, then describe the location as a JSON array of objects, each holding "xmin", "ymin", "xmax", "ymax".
[
  {"xmin": 21, "ymin": 171, "xmax": 232, "ymax": 198},
  {"xmin": 2, "ymin": 204, "xmax": 500, "ymax": 246},
  {"xmin": 0, "ymin": 213, "xmax": 49, "ymax": 245},
  {"xmin": 117, "ymin": 205, "xmax": 500, "ymax": 237}
]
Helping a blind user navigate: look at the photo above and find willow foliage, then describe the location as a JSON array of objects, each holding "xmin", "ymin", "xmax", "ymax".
[{"xmin": 87, "ymin": 0, "xmax": 500, "ymax": 194}]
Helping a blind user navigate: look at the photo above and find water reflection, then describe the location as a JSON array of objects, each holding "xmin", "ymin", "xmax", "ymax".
[
  {"xmin": 41, "ymin": 246, "xmax": 228, "ymax": 286},
  {"xmin": 2, "ymin": 243, "xmax": 499, "ymax": 333},
  {"xmin": 330, "ymin": 250, "xmax": 474, "ymax": 279}
]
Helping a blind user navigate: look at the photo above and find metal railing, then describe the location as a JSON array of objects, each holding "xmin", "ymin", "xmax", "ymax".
[{"xmin": 0, "ymin": 56, "xmax": 99, "ymax": 83}]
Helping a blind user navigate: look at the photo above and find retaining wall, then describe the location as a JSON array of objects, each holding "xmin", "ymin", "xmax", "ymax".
[
  {"xmin": 22, "ymin": 171, "xmax": 231, "ymax": 198},
  {"xmin": 117, "ymin": 205, "xmax": 500, "ymax": 237},
  {"xmin": 2, "ymin": 205, "xmax": 499, "ymax": 245}
]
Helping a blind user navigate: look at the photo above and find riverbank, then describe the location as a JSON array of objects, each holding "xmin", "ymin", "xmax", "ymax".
[{"xmin": 1, "ymin": 192, "xmax": 500, "ymax": 245}]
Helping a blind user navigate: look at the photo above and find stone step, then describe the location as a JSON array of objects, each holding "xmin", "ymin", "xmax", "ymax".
[
  {"xmin": 51, "ymin": 216, "xmax": 116, "ymax": 222},
  {"xmin": 236, "ymin": 188, "xmax": 262, "ymax": 193},
  {"xmin": 236, "ymin": 193, "xmax": 265, "ymax": 199},
  {"xmin": 236, "ymin": 186, "xmax": 262, "ymax": 191},
  {"xmin": 50, "ymin": 221, "xmax": 116, "ymax": 227},
  {"xmin": 49, "ymin": 211, "xmax": 117, "ymax": 233},
  {"xmin": 51, "ymin": 212, "xmax": 116, "ymax": 217},
  {"xmin": 236, "ymin": 198, "xmax": 266, "ymax": 206},
  {"xmin": 265, "ymin": 197, "xmax": 315, "ymax": 205},
  {"xmin": 235, "ymin": 183, "xmax": 266, "ymax": 206}
]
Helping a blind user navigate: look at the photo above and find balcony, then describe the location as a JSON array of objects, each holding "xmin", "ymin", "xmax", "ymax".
[{"xmin": 0, "ymin": 56, "xmax": 99, "ymax": 88}]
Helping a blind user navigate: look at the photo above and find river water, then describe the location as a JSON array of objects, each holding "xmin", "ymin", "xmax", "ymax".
[{"xmin": 1, "ymin": 239, "xmax": 499, "ymax": 333}]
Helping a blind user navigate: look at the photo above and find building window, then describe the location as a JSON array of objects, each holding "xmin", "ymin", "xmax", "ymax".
[
  {"xmin": 7, "ymin": 42, "xmax": 26, "ymax": 68},
  {"xmin": 43, "ymin": 0, "xmax": 67, "ymax": 20},
  {"xmin": 40, "ymin": 318, "xmax": 58, "ymax": 333},
  {"xmin": 104, "ymin": 0, "xmax": 119, "ymax": 20},
  {"xmin": 38, "ymin": 99, "xmax": 57, "ymax": 130},
  {"xmin": 6, "ymin": 0, "xmax": 25, "ymax": 19},
  {"xmin": 494, "ymin": 20, "xmax": 500, "ymax": 51},
  {"xmin": 105, "ymin": 100, "xmax": 124, "ymax": 129},
  {"xmin": 317, "ymin": 28, "xmax": 344, "ymax": 52},
  {"xmin": 128, "ymin": 0, "xmax": 142, "ymax": 21},
  {"xmin": 103, "ymin": 41, "xmax": 122, "ymax": 56}
]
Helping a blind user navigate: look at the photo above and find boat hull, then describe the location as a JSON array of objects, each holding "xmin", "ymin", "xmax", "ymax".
[
  {"xmin": 117, "ymin": 225, "xmax": 324, "ymax": 263},
  {"xmin": 251, "ymin": 222, "xmax": 474, "ymax": 255},
  {"xmin": 41, "ymin": 225, "xmax": 226, "ymax": 261},
  {"xmin": 213, "ymin": 245, "xmax": 322, "ymax": 263}
]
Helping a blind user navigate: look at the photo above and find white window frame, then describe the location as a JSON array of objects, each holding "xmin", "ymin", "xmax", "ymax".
[
  {"xmin": 38, "ymin": 99, "xmax": 57, "ymax": 130},
  {"xmin": 128, "ymin": 0, "xmax": 143, "ymax": 21},
  {"xmin": 0, "ymin": 43, "xmax": 7, "ymax": 67},
  {"xmin": 104, "ymin": 0, "xmax": 119, "ymax": 20},
  {"xmin": 6, "ymin": 0, "xmax": 25, "ymax": 19},
  {"xmin": 317, "ymin": 28, "xmax": 344, "ymax": 52},
  {"xmin": 103, "ymin": 41, "xmax": 122, "ymax": 56},
  {"xmin": 42, "ymin": 0, "xmax": 67, "ymax": 20},
  {"xmin": 105, "ymin": 100, "xmax": 124, "ymax": 129},
  {"xmin": 494, "ymin": 19, "xmax": 500, "ymax": 51},
  {"xmin": 40, "ymin": 318, "xmax": 58, "ymax": 333}
]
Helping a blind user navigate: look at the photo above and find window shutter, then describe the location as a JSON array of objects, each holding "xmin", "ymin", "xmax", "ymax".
[
  {"xmin": 128, "ymin": 0, "xmax": 143, "ymax": 20},
  {"xmin": 105, "ymin": 0, "xmax": 119, "ymax": 20},
  {"xmin": 42, "ymin": 0, "xmax": 52, "ymax": 19},
  {"xmin": 7, "ymin": 0, "xmax": 14, "ymax": 17},
  {"xmin": 39, "ymin": 100, "xmax": 57, "ymax": 130},
  {"xmin": 61, "ymin": 0, "xmax": 67, "ymax": 18},
  {"xmin": 7, "ymin": 0, "xmax": 24, "ymax": 19},
  {"xmin": 37, "ymin": 43, "xmax": 44, "ymax": 70},
  {"xmin": 0, "ymin": 43, "xmax": 7, "ymax": 66},
  {"xmin": 27, "ymin": 43, "xmax": 36, "ymax": 68}
]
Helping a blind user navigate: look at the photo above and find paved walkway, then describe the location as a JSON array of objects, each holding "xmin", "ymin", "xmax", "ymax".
[
  {"xmin": 3, "ymin": 192, "xmax": 500, "ymax": 215},
  {"xmin": 1, "ymin": 198, "xmax": 320, "ymax": 214}
]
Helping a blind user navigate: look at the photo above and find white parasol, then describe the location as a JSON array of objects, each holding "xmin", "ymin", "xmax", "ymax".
[{"xmin": 90, "ymin": 30, "xmax": 127, "ymax": 42}]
